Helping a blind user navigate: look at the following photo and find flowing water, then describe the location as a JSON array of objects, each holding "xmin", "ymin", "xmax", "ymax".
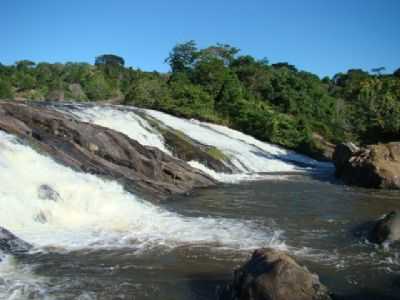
[{"xmin": 0, "ymin": 104, "xmax": 399, "ymax": 299}]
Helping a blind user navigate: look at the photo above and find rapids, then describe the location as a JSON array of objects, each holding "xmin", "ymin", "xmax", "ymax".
[{"xmin": 0, "ymin": 103, "xmax": 398, "ymax": 300}]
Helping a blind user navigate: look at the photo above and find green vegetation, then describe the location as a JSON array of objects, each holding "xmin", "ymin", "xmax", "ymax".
[
  {"xmin": 206, "ymin": 147, "xmax": 229, "ymax": 162},
  {"xmin": 1, "ymin": 43, "xmax": 399, "ymax": 158}
]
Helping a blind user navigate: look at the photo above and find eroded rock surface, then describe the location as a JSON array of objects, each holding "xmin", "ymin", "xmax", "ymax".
[{"xmin": 0, "ymin": 101, "xmax": 215, "ymax": 201}]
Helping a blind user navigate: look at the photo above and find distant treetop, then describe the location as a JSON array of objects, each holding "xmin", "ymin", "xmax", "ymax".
[{"xmin": 95, "ymin": 54, "xmax": 125, "ymax": 67}]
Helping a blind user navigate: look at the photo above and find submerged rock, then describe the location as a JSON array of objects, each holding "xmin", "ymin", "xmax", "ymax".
[
  {"xmin": 38, "ymin": 184, "xmax": 62, "ymax": 202},
  {"xmin": 333, "ymin": 142, "xmax": 400, "ymax": 189},
  {"xmin": 369, "ymin": 211, "xmax": 400, "ymax": 244},
  {"xmin": 220, "ymin": 248, "xmax": 331, "ymax": 300},
  {"xmin": 0, "ymin": 226, "xmax": 32, "ymax": 255},
  {"xmin": 0, "ymin": 101, "xmax": 215, "ymax": 201}
]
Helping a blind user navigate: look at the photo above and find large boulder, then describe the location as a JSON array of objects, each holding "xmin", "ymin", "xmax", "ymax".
[
  {"xmin": 369, "ymin": 211, "xmax": 400, "ymax": 244},
  {"xmin": 220, "ymin": 248, "xmax": 331, "ymax": 300},
  {"xmin": 0, "ymin": 101, "xmax": 215, "ymax": 201},
  {"xmin": 333, "ymin": 142, "xmax": 400, "ymax": 189},
  {"xmin": 0, "ymin": 227, "xmax": 32, "ymax": 255}
]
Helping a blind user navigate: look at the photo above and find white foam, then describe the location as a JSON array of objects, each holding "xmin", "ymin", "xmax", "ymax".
[
  {"xmin": 53, "ymin": 104, "xmax": 330, "ymax": 181},
  {"xmin": 188, "ymin": 161, "xmax": 289, "ymax": 183},
  {"xmin": 145, "ymin": 109, "xmax": 318, "ymax": 173},
  {"xmin": 200, "ymin": 121, "xmax": 331, "ymax": 168},
  {"xmin": 0, "ymin": 131, "xmax": 284, "ymax": 252},
  {"xmin": 55, "ymin": 105, "xmax": 171, "ymax": 155}
]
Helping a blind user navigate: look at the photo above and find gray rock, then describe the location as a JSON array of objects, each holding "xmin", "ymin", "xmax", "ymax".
[
  {"xmin": 0, "ymin": 226, "xmax": 32, "ymax": 254},
  {"xmin": 220, "ymin": 248, "xmax": 331, "ymax": 300},
  {"xmin": 38, "ymin": 184, "xmax": 62, "ymax": 202},
  {"xmin": 369, "ymin": 211, "xmax": 400, "ymax": 244}
]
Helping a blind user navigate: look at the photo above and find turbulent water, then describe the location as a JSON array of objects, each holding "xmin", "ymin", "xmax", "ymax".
[{"xmin": 0, "ymin": 103, "xmax": 399, "ymax": 299}]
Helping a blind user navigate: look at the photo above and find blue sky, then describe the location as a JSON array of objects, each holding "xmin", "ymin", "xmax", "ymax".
[{"xmin": 1, "ymin": 0, "xmax": 399, "ymax": 77}]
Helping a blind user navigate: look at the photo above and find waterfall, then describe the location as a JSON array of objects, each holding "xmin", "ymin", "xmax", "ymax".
[
  {"xmin": 52, "ymin": 104, "xmax": 331, "ymax": 182},
  {"xmin": 0, "ymin": 130, "xmax": 283, "ymax": 252}
]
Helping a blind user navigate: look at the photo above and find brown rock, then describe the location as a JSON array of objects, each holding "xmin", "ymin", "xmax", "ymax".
[
  {"xmin": 333, "ymin": 142, "xmax": 400, "ymax": 189},
  {"xmin": 220, "ymin": 248, "xmax": 331, "ymax": 300}
]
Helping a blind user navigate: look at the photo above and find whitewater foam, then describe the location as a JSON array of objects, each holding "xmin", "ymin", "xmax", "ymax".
[
  {"xmin": 0, "ymin": 131, "xmax": 285, "ymax": 252},
  {"xmin": 51, "ymin": 104, "xmax": 330, "ymax": 182}
]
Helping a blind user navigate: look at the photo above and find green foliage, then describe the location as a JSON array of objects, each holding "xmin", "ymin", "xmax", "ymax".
[
  {"xmin": 2, "ymin": 44, "xmax": 399, "ymax": 159},
  {"xmin": 83, "ymin": 72, "xmax": 113, "ymax": 100},
  {"xmin": 165, "ymin": 41, "xmax": 198, "ymax": 73},
  {"xmin": 124, "ymin": 75, "xmax": 170, "ymax": 107},
  {"xmin": 95, "ymin": 54, "xmax": 125, "ymax": 67},
  {"xmin": 0, "ymin": 78, "xmax": 14, "ymax": 99}
]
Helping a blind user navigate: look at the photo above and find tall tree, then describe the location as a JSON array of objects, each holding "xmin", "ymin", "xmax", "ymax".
[{"xmin": 165, "ymin": 41, "xmax": 198, "ymax": 73}]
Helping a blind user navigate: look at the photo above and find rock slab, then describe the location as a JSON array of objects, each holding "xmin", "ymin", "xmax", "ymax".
[{"xmin": 0, "ymin": 101, "xmax": 215, "ymax": 201}]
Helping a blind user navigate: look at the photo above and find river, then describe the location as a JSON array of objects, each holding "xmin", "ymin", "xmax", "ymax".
[{"xmin": 0, "ymin": 104, "xmax": 399, "ymax": 299}]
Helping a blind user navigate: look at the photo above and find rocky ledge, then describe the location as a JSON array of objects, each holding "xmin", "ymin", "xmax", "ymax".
[
  {"xmin": 333, "ymin": 142, "xmax": 400, "ymax": 189},
  {"xmin": 0, "ymin": 101, "xmax": 215, "ymax": 201}
]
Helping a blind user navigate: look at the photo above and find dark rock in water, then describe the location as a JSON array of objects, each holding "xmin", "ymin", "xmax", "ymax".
[
  {"xmin": 309, "ymin": 133, "xmax": 336, "ymax": 161},
  {"xmin": 369, "ymin": 211, "xmax": 400, "ymax": 244},
  {"xmin": 333, "ymin": 142, "xmax": 359, "ymax": 177},
  {"xmin": 38, "ymin": 184, "xmax": 62, "ymax": 201},
  {"xmin": 0, "ymin": 226, "xmax": 32, "ymax": 254},
  {"xmin": 34, "ymin": 211, "xmax": 48, "ymax": 223},
  {"xmin": 220, "ymin": 248, "xmax": 331, "ymax": 300},
  {"xmin": 0, "ymin": 101, "xmax": 215, "ymax": 201},
  {"xmin": 333, "ymin": 142, "xmax": 400, "ymax": 189}
]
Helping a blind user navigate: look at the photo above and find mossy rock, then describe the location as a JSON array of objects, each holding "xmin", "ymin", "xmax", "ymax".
[{"xmin": 139, "ymin": 112, "xmax": 234, "ymax": 173}]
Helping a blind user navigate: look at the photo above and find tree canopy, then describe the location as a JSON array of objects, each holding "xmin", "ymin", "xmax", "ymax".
[{"xmin": 1, "ymin": 41, "xmax": 399, "ymax": 158}]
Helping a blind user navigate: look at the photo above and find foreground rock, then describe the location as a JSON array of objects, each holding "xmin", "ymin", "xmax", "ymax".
[
  {"xmin": 0, "ymin": 101, "xmax": 215, "ymax": 201},
  {"xmin": 369, "ymin": 211, "xmax": 400, "ymax": 244},
  {"xmin": 220, "ymin": 248, "xmax": 331, "ymax": 300},
  {"xmin": 0, "ymin": 227, "xmax": 32, "ymax": 255},
  {"xmin": 333, "ymin": 142, "xmax": 400, "ymax": 189}
]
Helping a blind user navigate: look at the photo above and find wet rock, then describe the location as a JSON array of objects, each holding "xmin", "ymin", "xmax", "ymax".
[
  {"xmin": 220, "ymin": 248, "xmax": 332, "ymax": 300},
  {"xmin": 38, "ymin": 184, "xmax": 62, "ymax": 202},
  {"xmin": 0, "ymin": 226, "xmax": 32, "ymax": 254},
  {"xmin": 0, "ymin": 101, "xmax": 215, "ymax": 201},
  {"xmin": 141, "ymin": 113, "xmax": 236, "ymax": 173},
  {"xmin": 34, "ymin": 211, "xmax": 48, "ymax": 223},
  {"xmin": 333, "ymin": 142, "xmax": 400, "ymax": 189},
  {"xmin": 369, "ymin": 211, "xmax": 400, "ymax": 244}
]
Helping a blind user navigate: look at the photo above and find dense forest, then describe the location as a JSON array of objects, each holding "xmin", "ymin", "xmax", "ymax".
[{"xmin": 1, "ymin": 41, "xmax": 399, "ymax": 159}]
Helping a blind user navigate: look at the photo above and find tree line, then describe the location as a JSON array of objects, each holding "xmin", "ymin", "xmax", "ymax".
[{"xmin": 1, "ymin": 42, "xmax": 399, "ymax": 158}]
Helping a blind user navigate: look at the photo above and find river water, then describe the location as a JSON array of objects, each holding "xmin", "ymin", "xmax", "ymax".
[
  {"xmin": 0, "ymin": 104, "xmax": 399, "ymax": 299},
  {"xmin": 1, "ymin": 173, "xmax": 399, "ymax": 300}
]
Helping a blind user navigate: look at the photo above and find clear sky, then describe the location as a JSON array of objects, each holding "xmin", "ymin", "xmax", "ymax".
[{"xmin": 1, "ymin": 0, "xmax": 399, "ymax": 77}]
